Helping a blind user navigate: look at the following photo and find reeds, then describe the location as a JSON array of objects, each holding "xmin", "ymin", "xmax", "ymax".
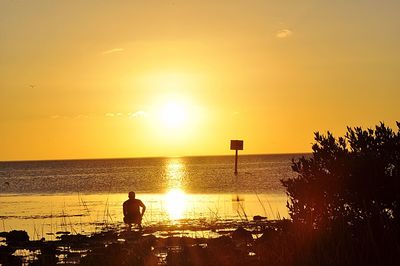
[{"xmin": 253, "ymin": 219, "xmax": 400, "ymax": 266}]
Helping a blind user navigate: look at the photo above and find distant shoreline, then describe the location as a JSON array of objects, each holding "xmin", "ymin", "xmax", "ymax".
[
  {"xmin": 0, "ymin": 152, "xmax": 310, "ymax": 163},
  {"xmin": 0, "ymin": 191, "xmax": 288, "ymax": 197}
]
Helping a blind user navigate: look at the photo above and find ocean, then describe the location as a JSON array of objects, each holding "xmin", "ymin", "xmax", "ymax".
[
  {"xmin": 0, "ymin": 154, "xmax": 303, "ymax": 238},
  {"xmin": 0, "ymin": 154, "xmax": 299, "ymax": 194}
]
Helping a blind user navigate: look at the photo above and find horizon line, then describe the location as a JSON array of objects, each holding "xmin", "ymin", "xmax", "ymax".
[{"xmin": 0, "ymin": 152, "xmax": 311, "ymax": 163}]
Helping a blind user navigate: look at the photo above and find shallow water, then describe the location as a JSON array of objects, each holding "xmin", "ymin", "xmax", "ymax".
[
  {"xmin": 0, "ymin": 192, "xmax": 288, "ymax": 239},
  {"xmin": 0, "ymin": 154, "xmax": 301, "ymax": 238}
]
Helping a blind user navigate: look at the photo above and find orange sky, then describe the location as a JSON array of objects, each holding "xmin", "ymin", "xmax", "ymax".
[{"xmin": 1, "ymin": 1, "xmax": 399, "ymax": 161}]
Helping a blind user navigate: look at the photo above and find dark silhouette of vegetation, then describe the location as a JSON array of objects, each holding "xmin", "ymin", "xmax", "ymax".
[{"xmin": 282, "ymin": 122, "xmax": 400, "ymax": 231}]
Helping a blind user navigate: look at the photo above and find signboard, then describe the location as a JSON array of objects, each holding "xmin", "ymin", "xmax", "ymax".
[{"xmin": 230, "ymin": 140, "xmax": 244, "ymax": 150}]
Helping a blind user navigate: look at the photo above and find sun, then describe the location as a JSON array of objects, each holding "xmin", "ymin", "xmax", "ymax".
[{"xmin": 160, "ymin": 101, "xmax": 188, "ymax": 128}]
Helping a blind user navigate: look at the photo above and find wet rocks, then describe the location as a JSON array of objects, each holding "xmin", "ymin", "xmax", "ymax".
[
  {"xmin": 232, "ymin": 226, "xmax": 253, "ymax": 245},
  {"xmin": 5, "ymin": 230, "xmax": 29, "ymax": 244}
]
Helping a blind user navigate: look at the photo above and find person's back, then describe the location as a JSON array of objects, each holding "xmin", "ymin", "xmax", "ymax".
[
  {"xmin": 123, "ymin": 191, "xmax": 146, "ymax": 230},
  {"xmin": 123, "ymin": 198, "xmax": 142, "ymax": 218}
]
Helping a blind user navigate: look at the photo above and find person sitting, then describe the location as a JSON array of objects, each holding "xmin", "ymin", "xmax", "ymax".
[{"xmin": 123, "ymin": 191, "xmax": 146, "ymax": 230}]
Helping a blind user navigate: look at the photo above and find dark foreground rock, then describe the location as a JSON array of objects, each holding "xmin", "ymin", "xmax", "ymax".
[
  {"xmin": 4, "ymin": 230, "xmax": 29, "ymax": 244},
  {"xmin": 2, "ymin": 219, "xmax": 399, "ymax": 265}
]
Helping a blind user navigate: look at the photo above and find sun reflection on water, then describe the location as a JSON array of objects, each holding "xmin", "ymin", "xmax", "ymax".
[
  {"xmin": 163, "ymin": 158, "xmax": 188, "ymax": 220},
  {"xmin": 165, "ymin": 188, "xmax": 187, "ymax": 220},
  {"xmin": 165, "ymin": 158, "xmax": 185, "ymax": 185}
]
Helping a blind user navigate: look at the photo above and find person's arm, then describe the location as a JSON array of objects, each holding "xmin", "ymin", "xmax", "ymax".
[
  {"xmin": 123, "ymin": 202, "xmax": 127, "ymax": 217},
  {"xmin": 139, "ymin": 200, "xmax": 146, "ymax": 216}
]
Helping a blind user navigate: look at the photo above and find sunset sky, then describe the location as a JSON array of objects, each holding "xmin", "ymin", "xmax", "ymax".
[{"xmin": 1, "ymin": 1, "xmax": 399, "ymax": 161}]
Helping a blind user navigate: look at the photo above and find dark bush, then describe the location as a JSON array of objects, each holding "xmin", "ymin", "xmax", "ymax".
[{"xmin": 282, "ymin": 122, "xmax": 400, "ymax": 231}]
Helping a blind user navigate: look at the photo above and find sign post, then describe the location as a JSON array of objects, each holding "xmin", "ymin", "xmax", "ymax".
[{"xmin": 230, "ymin": 140, "xmax": 244, "ymax": 175}]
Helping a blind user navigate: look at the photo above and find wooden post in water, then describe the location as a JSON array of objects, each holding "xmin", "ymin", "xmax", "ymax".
[{"xmin": 230, "ymin": 140, "xmax": 244, "ymax": 175}]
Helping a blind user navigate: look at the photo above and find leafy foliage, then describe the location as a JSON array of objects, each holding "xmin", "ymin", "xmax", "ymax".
[{"xmin": 282, "ymin": 122, "xmax": 400, "ymax": 230}]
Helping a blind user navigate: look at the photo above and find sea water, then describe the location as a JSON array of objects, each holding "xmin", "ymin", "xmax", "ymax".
[{"xmin": 0, "ymin": 154, "xmax": 303, "ymax": 238}]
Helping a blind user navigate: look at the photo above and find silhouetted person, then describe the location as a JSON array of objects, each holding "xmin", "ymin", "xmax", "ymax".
[{"xmin": 123, "ymin": 191, "xmax": 146, "ymax": 230}]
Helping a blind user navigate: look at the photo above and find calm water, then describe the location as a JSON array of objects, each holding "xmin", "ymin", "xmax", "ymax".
[
  {"xmin": 0, "ymin": 154, "xmax": 301, "ymax": 194},
  {"xmin": 0, "ymin": 154, "xmax": 303, "ymax": 237}
]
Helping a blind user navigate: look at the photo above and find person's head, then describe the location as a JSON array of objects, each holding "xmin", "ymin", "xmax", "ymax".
[{"xmin": 128, "ymin": 191, "xmax": 135, "ymax": 199}]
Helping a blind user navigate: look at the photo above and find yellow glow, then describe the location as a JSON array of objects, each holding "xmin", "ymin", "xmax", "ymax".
[
  {"xmin": 160, "ymin": 101, "xmax": 187, "ymax": 128},
  {"xmin": 148, "ymin": 91, "xmax": 205, "ymax": 146},
  {"xmin": 1, "ymin": 1, "xmax": 399, "ymax": 160},
  {"xmin": 137, "ymin": 72, "xmax": 195, "ymax": 92},
  {"xmin": 165, "ymin": 188, "xmax": 187, "ymax": 220}
]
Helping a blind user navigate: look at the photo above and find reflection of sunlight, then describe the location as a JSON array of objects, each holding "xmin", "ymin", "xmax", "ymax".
[
  {"xmin": 164, "ymin": 158, "xmax": 187, "ymax": 220},
  {"xmin": 166, "ymin": 159, "xmax": 184, "ymax": 178},
  {"xmin": 165, "ymin": 158, "xmax": 185, "ymax": 189},
  {"xmin": 165, "ymin": 188, "xmax": 187, "ymax": 220}
]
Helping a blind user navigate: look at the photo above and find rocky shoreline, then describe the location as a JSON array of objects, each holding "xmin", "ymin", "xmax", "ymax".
[{"xmin": 0, "ymin": 219, "xmax": 288, "ymax": 265}]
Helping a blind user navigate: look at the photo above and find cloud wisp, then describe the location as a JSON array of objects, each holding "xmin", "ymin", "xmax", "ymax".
[
  {"xmin": 129, "ymin": 110, "xmax": 148, "ymax": 118},
  {"xmin": 50, "ymin": 114, "xmax": 89, "ymax": 119},
  {"xmin": 101, "ymin": 48, "xmax": 124, "ymax": 55},
  {"xmin": 105, "ymin": 112, "xmax": 123, "ymax": 117},
  {"xmin": 104, "ymin": 111, "xmax": 148, "ymax": 118},
  {"xmin": 276, "ymin": 29, "xmax": 293, "ymax": 39}
]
